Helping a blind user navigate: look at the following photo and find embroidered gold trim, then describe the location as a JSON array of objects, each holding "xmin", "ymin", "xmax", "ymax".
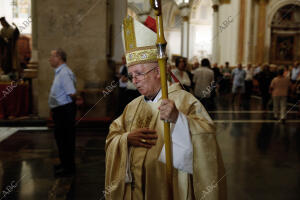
[
  {"xmin": 126, "ymin": 46, "xmax": 157, "ymax": 67},
  {"xmin": 123, "ymin": 16, "xmax": 136, "ymax": 51}
]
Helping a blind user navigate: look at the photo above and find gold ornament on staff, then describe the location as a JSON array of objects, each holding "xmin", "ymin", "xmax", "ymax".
[{"xmin": 150, "ymin": 0, "xmax": 173, "ymax": 199}]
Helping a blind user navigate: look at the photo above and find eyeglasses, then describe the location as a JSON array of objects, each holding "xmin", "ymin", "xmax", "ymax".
[{"xmin": 128, "ymin": 67, "xmax": 157, "ymax": 81}]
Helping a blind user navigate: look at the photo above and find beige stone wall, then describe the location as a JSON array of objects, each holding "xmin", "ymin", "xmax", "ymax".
[
  {"xmin": 35, "ymin": 0, "xmax": 108, "ymax": 118},
  {"xmin": 111, "ymin": 0, "xmax": 127, "ymax": 62}
]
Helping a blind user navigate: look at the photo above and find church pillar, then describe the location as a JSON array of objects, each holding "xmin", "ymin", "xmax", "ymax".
[
  {"xmin": 255, "ymin": 0, "xmax": 268, "ymax": 64},
  {"xmin": 237, "ymin": 0, "xmax": 246, "ymax": 64},
  {"xmin": 30, "ymin": 0, "xmax": 38, "ymax": 63},
  {"xmin": 36, "ymin": 0, "xmax": 108, "ymax": 118},
  {"xmin": 212, "ymin": 1, "xmax": 220, "ymax": 63},
  {"xmin": 179, "ymin": 4, "xmax": 190, "ymax": 58},
  {"xmin": 246, "ymin": 0, "xmax": 255, "ymax": 64},
  {"xmin": 26, "ymin": 0, "xmax": 39, "ymax": 114},
  {"xmin": 111, "ymin": 0, "xmax": 127, "ymax": 62}
]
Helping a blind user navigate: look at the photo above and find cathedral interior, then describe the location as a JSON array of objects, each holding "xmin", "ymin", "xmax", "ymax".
[{"xmin": 0, "ymin": 0, "xmax": 300, "ymax": 199}]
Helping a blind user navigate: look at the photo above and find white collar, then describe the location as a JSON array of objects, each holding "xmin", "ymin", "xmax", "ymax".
[{"xmin": 144, "ymin": 89, "xmax": 162, "ymax": 103}]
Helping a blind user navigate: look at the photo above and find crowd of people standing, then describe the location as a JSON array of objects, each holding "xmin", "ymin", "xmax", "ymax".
[
  {"xmin": 166, "ymin": 58, "xmax": 300, "ymax": 121},
  {"xmin": 115, "ymin": 55, "xmax": 300, "ymax": 121}
]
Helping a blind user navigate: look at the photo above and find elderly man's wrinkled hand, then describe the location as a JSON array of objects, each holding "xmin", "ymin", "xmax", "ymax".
[
  {"xmin": 159, "ymin": 99, "xmax": 179, "ymax": 123},
  {"xmin": 127, "ymin": 128, "xmax": 157, "ymax": 148}
]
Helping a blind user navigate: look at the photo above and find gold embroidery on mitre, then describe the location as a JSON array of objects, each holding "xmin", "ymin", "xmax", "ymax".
[
  {"xmin": 126, "ymin": 46, "xmax": 157, "ymax": 67},
  {"xmin": 123, "ymin": 16, "xmax": 136, "ymax": 51}
]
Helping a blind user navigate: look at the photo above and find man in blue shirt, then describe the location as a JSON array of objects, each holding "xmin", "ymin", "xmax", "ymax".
[{"xmin": 49, "ymin": 48, "xmax": 77, "ymax": 177}]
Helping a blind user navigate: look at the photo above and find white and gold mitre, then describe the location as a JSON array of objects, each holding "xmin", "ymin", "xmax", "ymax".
[{"xmin": 122, "ymin": 16, "xmax": 157, "ymax": 67}]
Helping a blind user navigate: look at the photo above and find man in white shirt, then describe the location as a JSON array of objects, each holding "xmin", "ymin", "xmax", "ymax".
[{"xmin": 193, "ymin": 59, "xmax": 214, "ymax": 109}]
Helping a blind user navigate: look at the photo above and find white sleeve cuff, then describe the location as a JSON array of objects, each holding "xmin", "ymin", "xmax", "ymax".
[{"xmin": 125, "ymin": 148, "xmax": 132, "ymax": 183}]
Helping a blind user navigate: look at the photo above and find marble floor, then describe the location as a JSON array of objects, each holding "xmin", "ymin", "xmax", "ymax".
[{"xmin": 0, "ymin": 96, "xmax": 299, "ymax": 200}]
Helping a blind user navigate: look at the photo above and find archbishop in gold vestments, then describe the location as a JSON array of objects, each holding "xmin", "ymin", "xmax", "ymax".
[{"xmin": 105, "ymin": 83, "xmax": 227, "ymax": 200}]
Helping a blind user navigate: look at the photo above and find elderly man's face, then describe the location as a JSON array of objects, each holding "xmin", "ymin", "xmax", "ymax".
[{"xmin": 128, "ymin": 63, "xmax": 160, "ymax": 97}]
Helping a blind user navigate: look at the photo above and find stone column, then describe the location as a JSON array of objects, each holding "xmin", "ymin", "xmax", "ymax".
[
  {"xmin": 26, "ymin": 0, "xmax": 39, "ymax": 114},
  {"xmin": 30, "ymin": 0, "xmax": 38, "ymax": 64},
  {"xmin": 247, "ymin": 0, "xmax": 255, "ymax": 64},
  {"xmin": 179, "ymin": 4, "xmax": 190, "ymax": 58},
  {"xmin": 36, "ymin": 0, "xmax": 108, "ymax": 118},
  {"xmin": 255, "ymin": 0, "xmax": 268, "ymax": 64},
  {"xmin": 237, "ymin": 0, "xmax": 246, "ymax": 64},
  {"xmin": 111, "ymin": 0, "xmax": 127, "ymax": 62},
  {"xmin": 212, "ymin": 1, "xmax": 220, "ymax": 63}
]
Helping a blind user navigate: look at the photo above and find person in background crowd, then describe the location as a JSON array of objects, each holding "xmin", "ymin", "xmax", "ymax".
[
  {"xmin": 283, "ymin": 65, "xmax": 291, "ymax": 78},
  {"xmin": 255, "ymin": 64, "xmax": 275, "ymax": 110},
  {"xmin": 186, "ymin": 63, "xmax": 194, "ymax": 90},
  {"xmin": 193, "ymin": 58, "xmax": 214, "ymax": 110},
  {"xmin": 189, "ymin": 61, "xmax": 200, "ymax": 91},
  {"xmin": 270, "ymin": 64, "xmax": 278, "ymax": 77},
  {"xmin": 212, "ymin": 63, "xmax": 222, "ymax": 101},
  {"xmin": 212, "ymin": 63, "xmax": 222, "ymax": 82},
  {"xmin": 231, "ymin": 64, "xmax": 246, "ymax": 106},
  {"xmin": 48, "ymin": 48, "xmax": 77, "ymax": 177},
  {"xmin": 245, "ymin": 64, "xmax": 254, "ymax": 99},
  {"xmin": 220, "ymin": 61, "xmax": 231, "ymax": 95},
  {"xmin": 269, "ymin": 67, "xmax": 291, "ymax": 123},
  {"xmin": 171, "ymin": 57, "xmax": 191, "ymax": 91},
  {"xmin": 222, "ymin": 62, "xmax": 231, "ymax": 76},
  {"xmin": 219, "ymin": 65, "xmax": 224, "ymax": 72},
  {"xmin": 191, "ymin": 61, "xmax": 200, "ymax": 74},
  {"xmin": 290, "ymin": 62, "xmax": 300, "ymax": 101},
  {"xmin": 291, "ymin": 61, "xmax": 300, "ymax": 83},
  {"xmin": 254, "ymin": 64, "xmax": 262, "ymax": 76}
]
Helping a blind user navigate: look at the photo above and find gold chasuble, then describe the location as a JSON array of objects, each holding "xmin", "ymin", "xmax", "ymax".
[{"xmin": 105, "ymin": 83, "xmax": 227, "ymax": 200}]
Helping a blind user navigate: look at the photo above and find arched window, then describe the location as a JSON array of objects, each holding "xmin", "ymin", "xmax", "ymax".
[
  {"xmin": 189, "ymin": 0, "xmax": 213, "ymax": 61},
  {"xmin": 270, "ymin": 4, "xmax": 300, "ymax": 64},
  {"xmin": 0, "ymin": 0, "xmax": 31, "ymax": 34}
]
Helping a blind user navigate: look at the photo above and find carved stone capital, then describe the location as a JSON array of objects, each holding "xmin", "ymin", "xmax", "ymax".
[{"xmin": 212, "ymin": 4, "xmax": 219, "ymax": 12}]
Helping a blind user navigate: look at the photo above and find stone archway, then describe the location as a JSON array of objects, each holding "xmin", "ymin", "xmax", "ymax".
[
  {"xmin": 269, "ymin": 4, "xmax": 300, "ymax": 64},
  {"xmin": 265, "ymin": 0, "xmax": 300, "ymax": 63},
  {"xmin": 189, "ymin": 0, "xmax": 213, "ymax": 61}
]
